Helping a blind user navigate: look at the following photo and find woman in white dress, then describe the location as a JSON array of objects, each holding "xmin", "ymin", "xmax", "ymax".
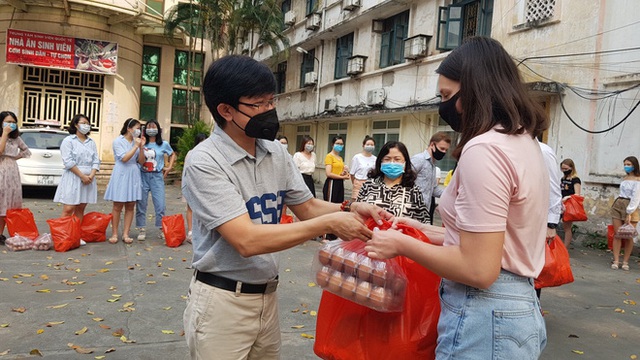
[
  {"xmin": 349, "ymin": 135, "xmax": 376, "ymax": 200},
  {"xmin": 53, "ymin": 114, "xmax": 100, "ymax": 222},
  {"xmin": 292, "ymin": 135, "xmax": 316, "ymax": 197}
]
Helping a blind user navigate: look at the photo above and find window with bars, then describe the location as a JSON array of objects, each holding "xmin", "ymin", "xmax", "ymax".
[
  {"xmin": 275, "ymin": 62, "xmax": 287, "ymax": 94},
  {"xmin": 142, "ymin": 46, "xmax": 161, "ymax": 83},
  {"xmin": 380, "ymin": 11, "xmax": 409, "ymax": 69},
  {"xmin": 22, "ymin": 67, "xmax": 103, "ymax": 130},
  {"xmin": 335, "ymin": 33, "xmax": 354, "ymax": 79},
  {"xmin": 171, "ymin": 88, "xmax": 201, "ymax": 124},
  {"xmin": 327, "ymin": 122, "xmax": 348, "ymax": 158},
  {"xmin": 300, "ymin": 49, "xmax": 316, "ymax": 88},
  {"xmin": 437, "ymin": 0, "xmax": 493, "ymax": 51},
  {"xmin": 172, "ymin": 50, "xmax": 203, "ymax": 124},
  {"xmin": 525, "ymin": 0, "xmax": 556, "ymax": 23},
  {"xmin": 371, "ymin": 120, "xmax": 400, "ymax": 155}
]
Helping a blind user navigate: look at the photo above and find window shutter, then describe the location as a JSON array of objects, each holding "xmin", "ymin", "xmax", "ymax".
[{"xmin": 380, "ymin": 31, "xmax": 391, "ymax": 68}]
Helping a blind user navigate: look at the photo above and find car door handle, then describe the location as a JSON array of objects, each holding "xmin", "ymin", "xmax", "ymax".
[{"xmin": 42, "ymin": 152, "xmax": 52, "ymax": 158}]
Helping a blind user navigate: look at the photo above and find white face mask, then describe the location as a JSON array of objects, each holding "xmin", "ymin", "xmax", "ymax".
[
  {"xmin": 364, "ymin": 145, "xmax": 375, "ymax": 153},
  {"xmin": 132, "ymin": 129, "xmax": 141, "ymax": 138},
  {"xmin": 146, "ymin": 128, "xmax": 159, "ymax": 137},
  {"xmin": 305, "ymin": 144, "xmax": 314, "ymax": 152},
  {"xmin": 78, "ymin": 124, "xmax": 91, "ymax": 135}
]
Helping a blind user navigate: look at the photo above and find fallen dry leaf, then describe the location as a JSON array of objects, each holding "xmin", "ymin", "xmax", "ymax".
[
  {"xmin": 87, "ymin": 311, "xmax": 95, "ymax": 315},
  {"xmin": 123, "ymin": 302, "xmax": 135, "ymax": 308},
  {"xmin": 310, "ymin": 311, "xmax": 317, "ymax": 316},
  {"xmin": 92, "ymin": 318, "xmax": 103, "ymax": 322},
  {"xmin": 615, "ymin": 308, "xmax": 625, "ymax": 313},
  {"xmin": 99, "ymin": 324, "xmax": 111, "ymax": 330},
  {"xmin": 95, "ymin": 356, "xmax": 105, "ymax": 360},
  {"xmin": 105, "ymin": 261, "xmax": 114, "ymax": 265},
  {"xmin": 75, "ymin": 326, "xmax": 88, "ymax": 335},
  {"xmin": 630, "ymin": 355, "xmax": 637, "ymax": 360},
  {"xmin": 47, "ymin": 303, "xmax": 69, "ymax": 309},
  {"xmin": 146, "ymin": 281, "xmax": 156, "ymax": 284},
  {"xmin": 291, "ymin": 325, "xmax": 304, "ymax": 329},
  {"xmin": 45, "ymin": 321, "xmax": 64, "ymax": 327},
  {"xmin": 112, "ymin": 328, "xmax": 125, "ymax": 337},
  {"xmin": 107, "ymin": 298, "xmax": 119, "ymax": 303},
  {"xmin": 97, "ymin": 269, "xmax": 110, "ymax": 273},
  {"xmin": 120, "ymin": 335, "xmax": 136, "ymax": 343},
  {"xmin": 40, "ymin": 275, "xmax": 49, "ymax": 280},
  {"xmin": 36, "ymin": 289, "xmax": 50, "ymax": 293},
  {"xmin": 68, "ymin": 343, "xmax": 93, "ymax": 354},
  {"xmin": 161, "ymin": 330, "xmax": 174, "ymax": 334},
  {"xmin": 611, "ymin": 333, "xmax": 618, "ymax": 338},
  {"xmin": 37, "ymin": 329, "xmax": 44, "ymax": 334},
  {"xmin": 0, "ymin": 349, "xmax": 10, "ymax": 356},
  {"xmin": 0, "ymin": 324, "xmax": 8, "ymax": 328},
  {"xmin": 162, "ymin": 307, "xmax": 172, "ymax": 310},
  {"xmin": 11, "ymin": 307, "xmax": 26, "ymax": 313},
  {"xmin": 568, "ymin": 334, "xmax": 579, "ymax": 338},
  {"xmin": 623, "ymin": 300, "xmax": 637, "ymax": 306},
  {"xmin": 105, "ymin": 348, "xmax": 116, "ymax": 353},
  {"xmin": 30, "ymin": 349, "xmax": 43, "ymax": 357},
  {"xmin": 572, "ymin": 350, "xmax": 584, "ymax": 355},
  {"xmin": 18, "ymin": 273, "xmax": 34, "ymax": 277},
  {"xmin": 291, "ymin": 308, "xmax": 300, "ymax": 313},
  {"xmin": 301, "ymin": 333, "xmax": 315, "ymax": 339}
]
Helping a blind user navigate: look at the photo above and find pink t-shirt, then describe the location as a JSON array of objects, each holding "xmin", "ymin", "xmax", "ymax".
[{"xmin": 439, "ymin": 129, "xmax": 548, "ymax": 278}]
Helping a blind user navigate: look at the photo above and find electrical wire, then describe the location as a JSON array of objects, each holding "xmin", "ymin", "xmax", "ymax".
[{"xmin": 559, "ymin": 91, "xmax": 640, "ymax": 134}]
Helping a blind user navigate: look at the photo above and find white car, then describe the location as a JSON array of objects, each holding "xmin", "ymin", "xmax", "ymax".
[{"xmin": 16, "ymin": 127, "xmax": 67, "ymax": 187}]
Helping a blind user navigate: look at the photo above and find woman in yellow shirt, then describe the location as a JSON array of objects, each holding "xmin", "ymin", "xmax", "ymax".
[{"xmin": 322, "ymin": 136, "xmax": 350, "ymax": 240}]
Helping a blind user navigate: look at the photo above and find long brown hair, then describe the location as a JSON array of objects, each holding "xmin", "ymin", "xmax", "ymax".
[
  {"xmin": 624, "ymin": 156, "xmax": 640, "ymax": 177},
  {"xmin": 560, "ymin": 158, "xmax": 578, "ymax": 178},
  {"xmin": 436, "ymin": 37, "xmax": 548, "ymax": 159}
]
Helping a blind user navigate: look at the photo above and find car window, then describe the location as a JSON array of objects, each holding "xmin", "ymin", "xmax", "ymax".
[{"xmin": 21, "ymin": 132, "xmax": 67, "ymax": 150}]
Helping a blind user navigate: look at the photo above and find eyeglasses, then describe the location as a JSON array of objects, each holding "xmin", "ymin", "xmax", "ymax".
[{"xmin": 238, "ymin": 100, "xmax": 276, "ymax": 111}]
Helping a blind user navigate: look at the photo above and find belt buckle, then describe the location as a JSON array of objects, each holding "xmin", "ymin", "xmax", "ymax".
[{"xmin": 264, "ymin": 278, "xmax": 279, "ymax": 294}]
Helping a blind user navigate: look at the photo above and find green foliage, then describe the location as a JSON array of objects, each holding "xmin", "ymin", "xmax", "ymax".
[
  {"xmin": 176, "ymin": 120, "xmax": 212, "ymax": 171},
  {"xmin": 581, "ymin": 232, "xmax": 608, "ymax": 250}
]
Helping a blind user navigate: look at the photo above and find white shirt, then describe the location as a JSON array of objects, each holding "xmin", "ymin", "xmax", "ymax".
[
  {"xmin": 538, "ymin": 141, "xmax": 563, "ymax": 224},
  {"xmin": 293, "ymin": 151, "xmax": 316, "ymax": 175},
  {"xmin": 350, "ymin": 153, "xmax": 376, "ymax": 180},
  {"xmin": 620, "ymin": 180, "xmax": 640, "ymax": 214}
]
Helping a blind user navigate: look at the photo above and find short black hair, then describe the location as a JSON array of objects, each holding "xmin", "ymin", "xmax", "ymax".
[
  {"xmin": 144, "ymin": 119, "xmax": 163, "ymax": 146},
  {"xmin": 362, "ymin": 135, "xmax": 375, "ymax": 146},
  {"xmin": 68, "ymin": 114, "xmax": 89, "ymax": 135},
  {"xmin": 203, "ymin": 55, "xmax": 276, "ymax": 128},
  {"xmin": 368, "ymin": 141, "xmax": 417, "ymax": 188},
  {"xmin": 331, "ymin": 135, "xmax": 344, "ymax": 145},
  {"xmin": 120, "ymin": 118, "xmax": 140, "ymax": 135},
  {"xmin": 0, "ymin": 111, "xmax": 20, "ymax": 139}
]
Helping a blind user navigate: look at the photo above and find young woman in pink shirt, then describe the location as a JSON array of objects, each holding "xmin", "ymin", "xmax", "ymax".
[{"xmin": 365, "ymin": 37, "xmax": 549, "ymax": 358}]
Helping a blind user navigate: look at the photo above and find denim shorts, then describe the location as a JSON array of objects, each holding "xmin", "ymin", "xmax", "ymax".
[{"xmin": 436, "ymin": 270, "xmax": 547, "ymax": 360}]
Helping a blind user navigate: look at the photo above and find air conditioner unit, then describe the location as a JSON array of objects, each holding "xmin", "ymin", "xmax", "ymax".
[
  {"xmin": 343, "ymin": 0, "xmax": 361, "ymax": 11},
  {"xmin": 347, "ymin": 55, "xmax": 366, "ymax": 76},
  {"xmin": 366, "ymin": 89, "xmax": 385, "ymax": 106},
  {"xmin": 324, "ymin": 98, "xmax": 337, "ymax": 112},
  {"xmin": 284, "ymin": 11, "xmax": 296, "ymax": 26},
  {"xmin": 305, "ymin": 13, "xmax": 321, "ymax": 31},
  {"xmin": 404, "ymin": 34, "xmax": 431, "ymax": 60},
  {"xmin": 304, "ymin": 71, "xmax": 318, "ymax": 86}
]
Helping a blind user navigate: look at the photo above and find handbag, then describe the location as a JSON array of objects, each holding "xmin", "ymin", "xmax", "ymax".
[
  {"xmin": 534, "ymin": 235, "xmax": 574, "ymax": 289},
  {"xmin": 563, "ymin": 195, "xmax": 588, "ymax": 222}
]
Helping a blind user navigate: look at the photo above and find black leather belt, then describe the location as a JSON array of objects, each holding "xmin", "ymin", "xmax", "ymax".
[{"xmin": 195, "ymin": 271, "xmax": 278, "ymax": 294}]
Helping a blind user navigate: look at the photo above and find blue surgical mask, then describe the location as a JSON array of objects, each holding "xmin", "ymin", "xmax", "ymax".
[
  {"xmin": 333, "ymin": 144, "xmax": 344, "ymax": 152},
  {"xmin": 3, "ymin": 122, "xmax": 17, "ymax": 131},
  {"xmin": 624, "ymin": 165, "xmax": 634, "ymax": 174},
  {"xmin": 380, "ymin": 162, "xmax": 405, "ymax": 180}
]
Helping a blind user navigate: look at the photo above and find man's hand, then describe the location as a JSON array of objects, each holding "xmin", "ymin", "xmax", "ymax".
[
  {"xmin": 546, "ymin": 227, "xmax": 557, "ymax": 239},
  {"xmin": 325, "ymin": 212, "xmax": 373, "ymax": 241},
  {"xmin": 351, "ymin": 202, "xmax": 392, "ymax": 224}
]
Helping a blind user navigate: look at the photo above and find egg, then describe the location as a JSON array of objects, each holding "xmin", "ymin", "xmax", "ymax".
[
  {"xmin": 330, "ymin": 248, "xmax": 345, "ymax": 272},
  {"xmin": 371, "ymin": 262, "xmax": 387, "ymax": 287},
  {"xmin": 318, "ymin": 248, "xmax": 331, "ymax": 266},
  {"xmin": 343, "ymin": 251, "xmax": 358, "ymax": 276},
  {"xmin": 369, "ymin": 286, "xmax": 394, "ymax": 311},
  {"xmin": 327, "ymin": 271, "xmax": 343, "ymax": 294},
  {"xmin": 357, "ymin": 256, "xmax": 373, "ymax": 282},
  {"xmin": 315, "ymin": 266, "xmax": 331, "ymax": 287},
  {"xmin": 390, "ymin": 277, "xmax": 407, "ymax": 296},
  {"xmin": 354, "ymin": 281, "xmax": 372, "ymax": 305},
  {"xmin": 341, "ymin": 275, "xmax": 357, "ymax": 300}
]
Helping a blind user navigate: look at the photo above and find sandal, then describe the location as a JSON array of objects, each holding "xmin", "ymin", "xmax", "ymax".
[
  {"xmin": 622, "ymin": 262, "xmax": 630, "ymax": 271},
  {"xmin": 108, "ymin": 235, "xmax": 119, "ymax": 244},
  {"xmin": 611, "ymin": 261, "xmax": 619, "ymax": 270},
  {"xmin": 123, "ymin": 236, "xmax": 134, "ymax": 244}
]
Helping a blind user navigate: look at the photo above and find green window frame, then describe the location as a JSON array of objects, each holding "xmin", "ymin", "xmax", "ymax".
[
  {"xmin": 295, "ymin": 124, "xmax": 312, "ymax": 152},
  {"xmin": 380, "ymin": 10, "xmax": 409, "ymax": 69},
  {"xmin": 174, "ymin": 50, "xmax": 204, "ymax": 87},
  {"xmin": 327, "ymin": 122, "xmax": 348, "ymax": 158},
  {"xmin": 281, "ymin": 0, "xmax": 291, "ymax": 28},
  {"xmin": 300, "ymin": 49, "xmax": 316, "ymax": 88},
  {"xmin": 371, "ymin": 120, "xmax": 400, "ymax": 156},
  {"xmin": 334, "ymin": 33, "xmax": 354, "ymax": 79},
  {"xmin": 275, "ymin": 62, "xmax": 287, "ymax": 94},
  {"xmin": 171, "ymin": 88, "xmax": 201, "ymax": 124},
  {"xmin": 140, "ymin": 85, "xmax": 158, "ymax": 121},
  {"xmin": 142, "ymin": 46, "xmax": 161, "ymax": 83},
  {"xmin": 437, "ymin": 0, "xmax": 493, "ymax": 51},
  {"xmin": 145, "ymin": 0, "xmax": 163, "ymax": 14}
]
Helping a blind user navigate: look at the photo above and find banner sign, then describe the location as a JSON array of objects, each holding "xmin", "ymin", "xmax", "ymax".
[{"xmin": 6, "ymin": 29, "xmax": 118, "ymax": 75}]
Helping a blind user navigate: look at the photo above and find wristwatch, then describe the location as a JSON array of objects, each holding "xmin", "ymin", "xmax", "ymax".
[{"xmin": 547, "ymin": 223, "xmax": 557, "ymax": 229}]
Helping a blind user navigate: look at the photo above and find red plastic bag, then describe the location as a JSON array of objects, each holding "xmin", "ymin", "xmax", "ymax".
[
  {"xmin": 314, "ymin": 219, "xmax": 441, "ymax": 360},
  {"xmin": 280, "ymin": 214, "xmax": 294, "ymax": 224},
  {"xmin": 563, "ymin": 195, "xmax": 588, "ymax": 222},
  {"xmin": 5, "ymin": 208, "xmax": 39, "ymax": 240},
  {"xmin": 162, "ymin": 214, "xmax": 186, "ymax": 247},
  {"xmin": 534, "ymin": 235, "xmax": 574, "ymax": 289},
  {"xmin": 607, "ymin": 224, "xmax": 614, "ymax": 250},
  {"xmin": 47, "ymin": 216, "xmax": 81, "ymax": 252},
  {"xmin": 80, "ymin": 212, "xmax": 113, "ymax": 242}
]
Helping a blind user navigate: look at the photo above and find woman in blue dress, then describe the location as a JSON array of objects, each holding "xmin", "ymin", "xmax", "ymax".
[
  {"xmin": 104, "ymin": 118, "xmax": 143, "ymax": 244},
  {"xmin": 53, "ymin": 114, "xmax": 100, "ymax": 222}
]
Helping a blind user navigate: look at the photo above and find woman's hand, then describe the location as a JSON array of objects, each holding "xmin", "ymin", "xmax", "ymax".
[
  {"xmin": 364, "ymin": 228, "xmax": 408, "ymax": 259},
  {"xmin": 2, "ymin": 124, "xmax": 12, "ymax": 137},
  {"xmin": 163, "ymin": 166, "xmax": 172, "ymax": 179},
  {"xmin": 351, "ymin": 202, "xmax": 392, "ymax": 224},
  {"xmin": 626, "ymin": 214, "xmax": 632, "ymax": 224},
  {"xmin": 391, "ymin": 216, "xmax": 424, "ymax": 231},
  {"xmin": 80, "ymin": 174, "xmax": 92, "ymax": 185}
]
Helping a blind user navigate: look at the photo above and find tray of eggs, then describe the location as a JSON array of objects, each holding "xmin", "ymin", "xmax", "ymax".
[{"xmin": 313, "ymin": 241, "xmax": 407, "ymax": 312}]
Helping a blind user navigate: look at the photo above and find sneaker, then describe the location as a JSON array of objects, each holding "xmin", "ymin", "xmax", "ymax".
[
  {"xmin": 137, "ymin": 228, "xmax": 146, "ymax": 241},
  {"xmin": 186, "ymin": 231, "xmax": 192, "ymax": 243},
  {"xmin": 80, "ymin": 239, "xmax": 87, "ymax": 246}
]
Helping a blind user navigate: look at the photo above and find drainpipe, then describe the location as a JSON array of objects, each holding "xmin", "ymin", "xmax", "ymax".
[{"xmin": 317, "ymin": 40, "xmax": 324, "ymax": 116}]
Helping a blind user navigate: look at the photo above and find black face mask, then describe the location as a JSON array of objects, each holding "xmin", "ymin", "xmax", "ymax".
[
  {"xmin": 232, "ymin": 108, "xmax": 280, "ymax": 141},
  {"xmin": 563, "ymin": 169, "xmax": 572, "ymax": 176},
  {"xmin": 431, "ymin": 145, "xmax": 446, "ymax": 161},
  {"xmin": 438, "ymin": 92, "xmax": 462, "ymax": 132}
]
